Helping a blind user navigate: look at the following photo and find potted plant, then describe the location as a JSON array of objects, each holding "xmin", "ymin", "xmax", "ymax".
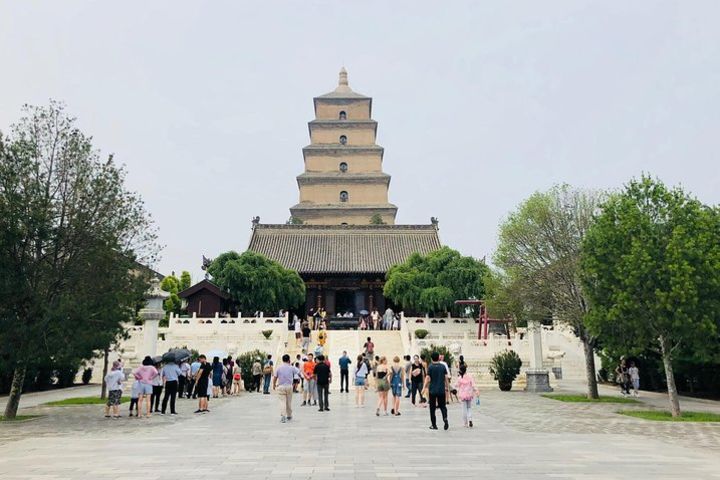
[
  {"xmin": 261, "ymin": 329, "xmax": 273, "ymax": 340},
  {"xmin": 414, "ymin": 329, "xmax": 429, "ymax": 339},
  {"xmin": 489, "ymin": 350, "xmax": 522, "ymax": 391}
]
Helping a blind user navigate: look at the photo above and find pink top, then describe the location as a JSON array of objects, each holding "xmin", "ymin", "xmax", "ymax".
[
  {"xmin": 134, "ymin": 365, "xmax": 159, "ymax": 384},
  {"xmin": 456, "ymin": 374, "xmax": 476, "ymax": 401}
]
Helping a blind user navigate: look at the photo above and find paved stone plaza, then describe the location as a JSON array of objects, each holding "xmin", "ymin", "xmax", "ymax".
[{"xmin": 1, "ymin": 383, "xmax": 720, "ymax": 479}]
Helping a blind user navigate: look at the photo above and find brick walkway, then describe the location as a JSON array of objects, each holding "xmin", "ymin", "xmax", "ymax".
[{"xmin": 1, "ymin": 384, "xmax": 719, "ymax": 479}]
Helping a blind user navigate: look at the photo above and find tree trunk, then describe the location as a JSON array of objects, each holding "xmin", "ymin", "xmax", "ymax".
[
  {"xmin": 582, "ymin": 337, "xmax": 599, "ymax": 399},
  {"xmin": 659, "ymin": 335, "xmax": 681, "ymax": 417},
  {"xmin": 3, "ymin": 364, "xmax": 27, "ymax": 419},
  {"xmin": 100, "ymin": 348, "xmax": 109, "ymax": 399}
]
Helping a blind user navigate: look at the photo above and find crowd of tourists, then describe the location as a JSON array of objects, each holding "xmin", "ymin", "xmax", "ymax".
[
  {"xmin": 294, "ymin": 307, "xmax": 402, "ymax": 332},
  {"xmin": 102, "ymin": 333, "xmax": 480, "ymax": 430}
]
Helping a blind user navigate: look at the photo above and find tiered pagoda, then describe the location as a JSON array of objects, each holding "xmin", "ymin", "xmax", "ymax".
[
  {"xmin": 289, "ymin": 68, "xmax": 397, "ymax": 225},
  {"xmin": 248, "ymin": 69, "xmax": 441, "ymax": 316}
]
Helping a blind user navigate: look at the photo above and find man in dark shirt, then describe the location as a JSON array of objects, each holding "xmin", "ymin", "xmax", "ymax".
[
  {"xmin": 313, "ymin": 354, "xmax": 332, "ymax": 412},
  {"xmin": 194, "ymin": 354, "xmax": 213, "ymax": 414},
  {"xmin": 424, "ymin": 351, "xmax": 449, "ymax": 430},
  {"xmin": 338, "ymin": 351, "xmax": 352, "ymax": 393}
]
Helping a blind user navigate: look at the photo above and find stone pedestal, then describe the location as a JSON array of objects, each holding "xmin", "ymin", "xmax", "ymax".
[
  {"xmin": 525, "ymin": 319, "xmax": 553, "ymax": 392},
  {"xmin": 525, "ymin": 369, "xmax": 553, "ymax": 392}
]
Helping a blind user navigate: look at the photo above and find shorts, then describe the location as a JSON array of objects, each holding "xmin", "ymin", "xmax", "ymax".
[
  {"xmin": 139, "ymin": 383, "xmax": 153, "ymax": 395},
  {"xmin": 295, "ymin": 332, "xmax": 301, "ymax": 339},
  {"xmin": 376, "ymin": 378, "xmax": 390, "ymax": 392},
  {"xmin": 391, "ymin": 384, "xmax": 402, "ymax": 397},
  {"xmin": 355, "ymin": 376, "xmax": 366, "ymax": 387},
  {"xmin": 106, "ymin": 389, "xmax": 122, "ymax": 406},
  {"xmin": 196, "ymin": 380, "xmax": 209, "ymax": 397}
]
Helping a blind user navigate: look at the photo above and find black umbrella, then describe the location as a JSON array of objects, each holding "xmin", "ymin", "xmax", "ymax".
[
  {"xmin": 162, "ymin": 348, "xmax": 191, "ymax": 363},
  {"xmin": 359, "ymin": 309, "xmax": 369, "ymax": 315}
]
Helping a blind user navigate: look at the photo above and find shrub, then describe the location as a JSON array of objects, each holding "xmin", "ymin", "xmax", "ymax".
[
  {"xmin": 261, "ymin": 329, "xmax": 273, "ymax": 339},
  {"xmin": 489, "ymin": 350, "xmax": 522, "ymax": 391},
  {"xmin": 419, "ymin": 344, "xmax": 454, "ymax": 369},
  {"xmin": 236, "ymin": 349, "xmax": 269, "ymax": 390},
  {"xmin": 414, "ymin": 329, "xmax": 429, "ymax": 339},
  {"xmin": 81, "ymin": 368, "xmax": 93, "ymax": 385}
]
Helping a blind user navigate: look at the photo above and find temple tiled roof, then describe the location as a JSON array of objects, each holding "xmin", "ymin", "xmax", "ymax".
[{"xmin": 247, "ymin": 224, "xmax": 442, "ymax": 274}]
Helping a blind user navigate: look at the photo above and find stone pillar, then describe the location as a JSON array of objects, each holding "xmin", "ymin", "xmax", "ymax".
[
  {"xmin": 139, "ymin": 279, "xmax": 169, "ymax": 358},
  {"xmin": 525, "ymin": 319, "xmax": 553, "ymax": 392}
]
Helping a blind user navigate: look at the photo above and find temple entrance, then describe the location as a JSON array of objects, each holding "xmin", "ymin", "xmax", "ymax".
[{"xmin": 335, "ymin": 289, "xmax": 355, "ymax": 315}]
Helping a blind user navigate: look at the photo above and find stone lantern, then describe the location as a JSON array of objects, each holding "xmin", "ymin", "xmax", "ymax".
[
  {"xmin": 140, "ymin": 278, "xmax": 169, "ymax": 357},
  {"xmin": 525, "ymin": 319, "xmax": 553, "ymax": 392}
]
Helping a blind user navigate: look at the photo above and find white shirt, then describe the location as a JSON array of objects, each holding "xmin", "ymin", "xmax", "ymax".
[
  {"xmin": 629, "ymin": 366, "xmax": 639, "ymax": 380},
  {"xmin": 294, "ymin": 320, "xmax": 301, "ymax": 332},
  {"xmin": 104, "ymin": 370, "xmax": 124, "ymax": 391}
]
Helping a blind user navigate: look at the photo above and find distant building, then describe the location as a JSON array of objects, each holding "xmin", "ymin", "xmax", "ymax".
[{"xmin": 178, "ymin": 279, "xmax": 232, "ymax": 317}]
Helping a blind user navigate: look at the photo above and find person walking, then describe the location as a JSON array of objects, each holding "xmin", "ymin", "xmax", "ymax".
[
  {"xmin": 231, "ymin": 361, "xmax": 242, "ymax": 395},
  {"xmin": 294, "ymin": 315, "xmax": 302, "ymax": 347},
  {"xmin": 103, "ymin": 360, "xmax": 125, "ymax": 419},
  {"xmin": 251, "ymin": 358, "xmax": 263, "ymax": 393},
  {"xmin": 178, "ymin": 359, "xmax": 190, "ymax": 399},
  {"xmin": 354, "ymin": 354, "xmax": 369, "ymax": 407},
  {"xmin": 263, "ymin": 355, "xmax": 274, "ymax": 394},
  {"xmin": 615, "ymin": 358, "xmax": 631, "ymax": 396},
  {"xmin": 301, "ymin": 321, "xmax": 312, "ymax": 353},
  {"xmin": 410, "ymin": 355, "xmax": 426, "ymax": 405},
  {"xmin": 212, "ymin": 357, "xmax": 224, "ymax": 398},
  {"xmin": 389, "ymin": 356, "xmax": 405, "ymax": 416},
  {"xmin": 403, "ymin": 355, "xmax": 413, "ymax": 398},
  {"xmin": 338, "ymin": 351, "xmax": 351, "ymax": 393},
  {"xmin": 314, "ymin": 354, "xmax": 332, "ymax": 412},
  {"xmin": 383, "ymin": 308, "xmax": 394, "ymax": 331},
  {"xmin": 273, "ymin": 354, "xmax": 297, "ymax": 423},
  {"xmin": 371, "ymin": 309, "xmax": 380, "ymax": 330},
  {"xmin": 375, "ymin": 356, "xmax": 390, "ymax": 416},
  {"xmin": 363, "ymin": 337, "xmax": 375, "ymax": 359},
  {"xmin": 188, "ymin": 357, "xmax": 201, "ymax": 398},
  {"xmin": 194, "ymin": 354, "xmax": 212, "ymax": 413},
  {"xmin": 455, "ymin": 364, "xmax": 478, "ymax": 427},
  {"xmin": 302, "ymin": 353, "xmax": 317, "ymax": 406},
  {"xmin": 424, "ymin": 352, "xmax": 449, "ymax": 430},
  {"xmin": 150, "ymin": 361, "xmax": 164, "ymax": 413},
  {"xmin": 628, "ymin": 361, "xmax": 640, "ymax": 397},
  {"xmin": 134, "ymin": 356, "xmax": 159, "ymax": 418},
  {"xmin": 160, "ymin": 361, "xmax": 182, "ymax": 415}
]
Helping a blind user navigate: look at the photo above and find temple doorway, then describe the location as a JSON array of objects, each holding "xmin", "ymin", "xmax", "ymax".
[{"xmin": 335, "ymin": 289, "xmax": 355, "ymax": 315}]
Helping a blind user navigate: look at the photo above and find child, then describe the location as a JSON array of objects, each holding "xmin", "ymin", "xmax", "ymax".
[
  {"xmin": 455, "ymin": 364, "xmax": 478, "ymax": 428},
  {"xmin": 128, "ymin": 376, "xmax": 142, "ymax": 417}
]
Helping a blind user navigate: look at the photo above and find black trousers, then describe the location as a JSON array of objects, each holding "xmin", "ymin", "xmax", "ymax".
[
  {"xmin": 253, "ymin": 374, "xmax": 262, "ymax": 392},
  {"xmin": 162, "ymin": 380, "xmax": 178, "ymax": 414},
  {"xmin": 151, "ymin": 385, "xmax": 163, "ymax": 411},
  {"xmin": 340, "ymin": 369, "xmax": 349, "ymax": 391},
  {"xmin": 411, "ymin": 381, "xmax": 425, "ymax": 404},
  {"xmin": 429, "ymin": 393, "xmax": 448, "ymax": 427},
  {"xmin": 317, "ymin": 383, "xmax": 329, "ymax": 410},
  {"xmin": 178, "ymin": 375, "xmax": 186, "ymax": 398}
]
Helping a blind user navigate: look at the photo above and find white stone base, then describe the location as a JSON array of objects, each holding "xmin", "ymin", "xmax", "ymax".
[{"xmin": 525, "ymin": 369, "xmax": 553, "ymax": 392}]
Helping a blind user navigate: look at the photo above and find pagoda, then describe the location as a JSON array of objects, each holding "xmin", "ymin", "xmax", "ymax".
[{"xmin": 289, "ymin": 68, "xmax": 398, "ymax": 225}]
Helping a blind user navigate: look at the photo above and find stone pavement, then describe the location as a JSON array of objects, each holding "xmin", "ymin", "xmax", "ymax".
[{"xmin": 1, "ymin": 385, "xmax": 720, "ymax": 479}]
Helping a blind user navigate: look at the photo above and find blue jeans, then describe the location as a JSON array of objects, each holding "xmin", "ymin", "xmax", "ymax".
[
  {"xmin": 405, "ymin": 378, "xmax": 411, "ymax": 397},
  {"xmin": 263, "ymin": 374, "xmax": 271, "ymax": 393}
]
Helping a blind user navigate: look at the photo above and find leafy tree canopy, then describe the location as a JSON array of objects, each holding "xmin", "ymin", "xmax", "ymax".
[
  {"xmin": 384, "ymin": 246, "xmax": 488, "ymax": 315},
  {"xmin": 208, "ymin": 251, "xmax": 305, "ymax": 313},
  {"xmin": 582, "ymin": 175, "xmax": 720, "ymax": 416}
]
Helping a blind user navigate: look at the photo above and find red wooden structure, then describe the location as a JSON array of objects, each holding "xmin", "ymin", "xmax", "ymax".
[{"xmin": 454, "ymin": 299, "xmax": 513, "ymax": 340}]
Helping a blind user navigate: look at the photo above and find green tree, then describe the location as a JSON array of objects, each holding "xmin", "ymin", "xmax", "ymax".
[
  {"xmin": 369, "ymin": 213, "xmax": 386, "ymax": 225},
  {"xmin": 0, "ymin": 101, "xmax": 158, "ymax": 418},
  {"xmin": 483, "ymin": 268, "xmax": 549, "ymax": 328},
  {"xmin": 180, "ymin": 271, "xmax": 192, "ymax": 291},
  {"xmin": 495, "ymin": 185, "xmax": 604, "ymax": 399},
  {"xmin": 582, "ymin": 176, "xmax": 720, "ymax": 417},
  {"xmin": 160, "ymin": 274, "xmax": 182, "ymax": 314},
  {"xmin": 286, "ymin": 216, "xmax": 304, "ymax": 225},
  {"xmin": 384, "ymin": 247, "xmax": 489, "ymax": 315},
  {"xmin": 208, "ymin": 251, "xmax": 305, "ymax": 313}
]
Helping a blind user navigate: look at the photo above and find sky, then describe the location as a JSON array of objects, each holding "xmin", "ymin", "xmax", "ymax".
[{"xmin": 1, "ymin": 1, "xmax": 719, "ymax": 281}]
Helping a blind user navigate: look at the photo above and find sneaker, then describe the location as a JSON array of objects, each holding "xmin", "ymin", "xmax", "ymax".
[
  {"xmin": 376, "ymin": 409, "xmax": 380, "ymax": 417},
  {"xmin": 313, "ymin": 401, "xmax": 317, "ymax": 406},
  {"xmin": 301, "ymin": 401, "xmax": 306, "ymax": 406},
  {"xmin": 429, "ymin": 425, "xmax": 438, "ymax": 430},
  {"xmin": 318, "ymin": 408, "xmax": 324, "ymax": 412},
  {"xmin": 194, "ymin": 409, "xmax": 202, "ymax": 414},
  {"xmin": 395, "ymin": 412, "xmax": 401, "ymax": 416},
  {"xmin": 444, "ymin": 420, "xmax": 449, "ymax": 430},
  {"xmin": 159, "ymin": 412, "xmax": 165, "ymax": 416},
  {"xmin": 281, "ymin": 416, "xmax": 287, "ymax": 423},
  {"xmin": 391, "ymin": 409, "xmax": 395, "ymax": 415},
  {"xmin": 324, "ymin": 408, "xmax": 330, "ymax": 411},
  {"xmin": 469, "ymin": 421, "xmax": 473, "ymax": 428},
  {"xmin": 287, "ymin": 416, "xmax": 292, "ymax": 421},
  {"xmin": 170, "ymin": 413, "xmax": 178, "ymax": 416}
]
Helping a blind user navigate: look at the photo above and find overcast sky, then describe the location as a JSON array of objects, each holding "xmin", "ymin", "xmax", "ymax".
[{"xmin": 1, "ymin": 1, "xmax": 718, "ymax": 280}]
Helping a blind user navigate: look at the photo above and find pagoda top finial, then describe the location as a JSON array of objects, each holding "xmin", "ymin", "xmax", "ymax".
[{"xmin": 334, "ymin": 67, "xmax": 352, "ymax": 93}]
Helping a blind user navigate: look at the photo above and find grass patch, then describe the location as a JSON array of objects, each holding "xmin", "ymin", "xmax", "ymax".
[
  {"xmin": 619, "ymin": 410, "xmax": 720, "ymax": 422},
  {"xmin": 542, "ymin": 394, "xmax": 640, "ymax": 404},
  {"xmin": 45, "ymin": 396, "xmax": 129, "ymax": 406},
  {"xmin": 0, "ymin": 415, "xmax": 40, "ymax": 422}
]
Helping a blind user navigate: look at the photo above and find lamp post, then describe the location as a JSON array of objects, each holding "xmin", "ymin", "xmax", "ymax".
[{"xmin": 140, "ymin": 278, "xmax": 169, "ymax": 357}]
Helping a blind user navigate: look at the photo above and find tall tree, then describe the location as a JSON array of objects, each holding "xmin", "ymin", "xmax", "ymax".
[
  {"xmin": 208, "ymin": 251, "xmax": 305, "ymax": 313},
  {"xmin": 160, "ymin": 274, "xmax": 182, "ymax": 314},
  {"xmin": 384, "ymin": 247, "xmax": 489, "ymax": 315},
  {"xmin": 582, "ymin": 176, "xmax": 720, "ymax": 417},
  {"xmin": 0, "ymin": 102, "xmax": 158, "ymax": 418},
  {"xmin": 495, "ymin": 185, "xmax": 604, "ymax": 399},
  {"xmin": 179, "ymin": 271, "xmax": 192, "ymax": 291}
]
